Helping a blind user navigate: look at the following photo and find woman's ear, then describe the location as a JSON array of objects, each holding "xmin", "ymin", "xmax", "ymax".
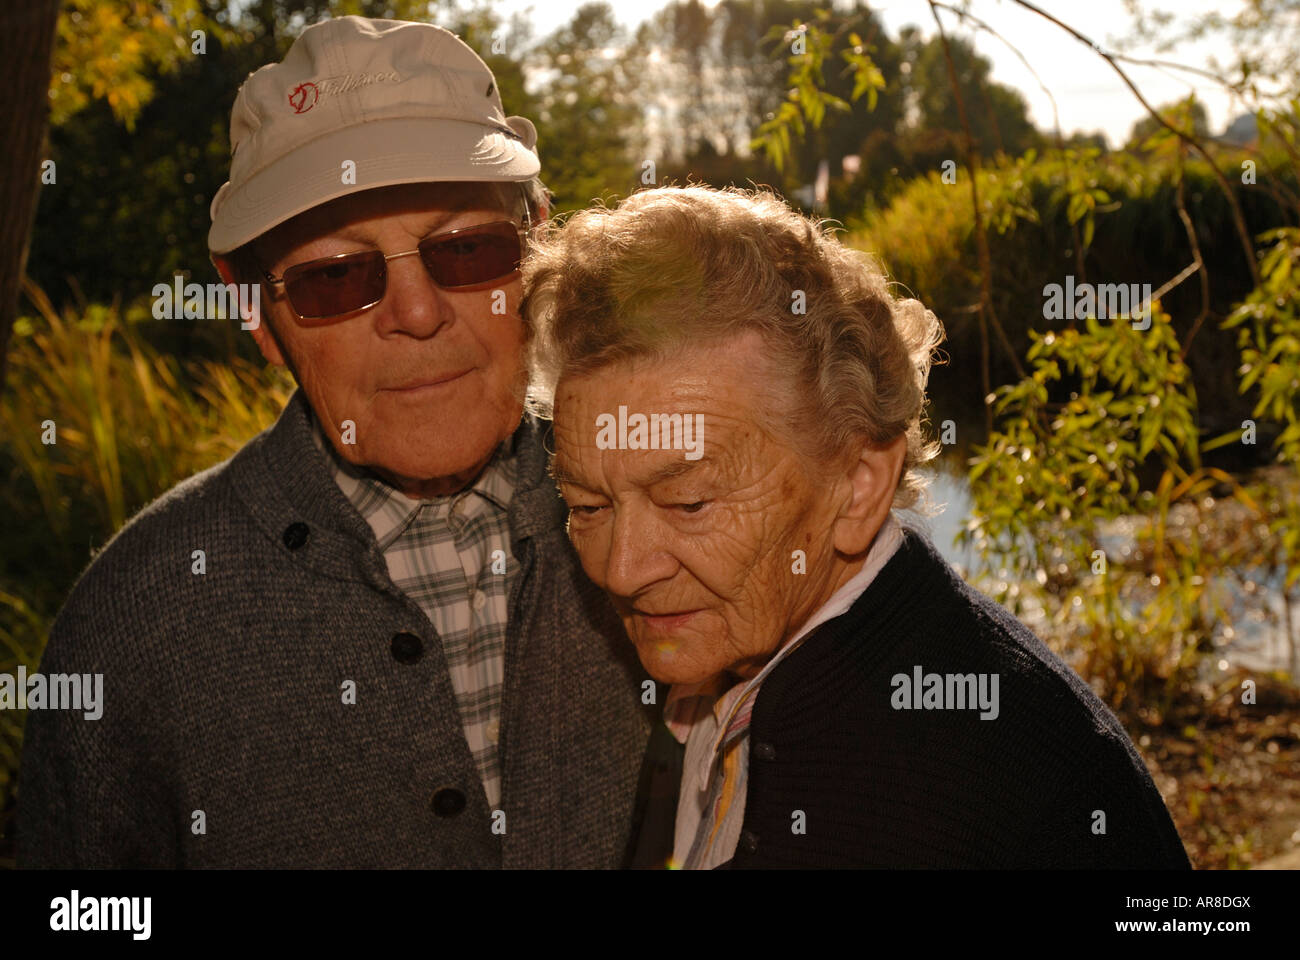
[{"xmin": 831, "ymin": 433, "xmax": 906, "ymax": 556}]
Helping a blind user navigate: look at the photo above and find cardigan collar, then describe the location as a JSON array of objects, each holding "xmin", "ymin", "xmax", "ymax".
[{"xmin": 227, "ymin": 387, "xmax": 567, "ymax": 584}]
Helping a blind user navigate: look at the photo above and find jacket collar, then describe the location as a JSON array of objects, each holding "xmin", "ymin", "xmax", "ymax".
[{"xmin": 228, "ymin": 387, "xmax": 567, "ymax": 580}]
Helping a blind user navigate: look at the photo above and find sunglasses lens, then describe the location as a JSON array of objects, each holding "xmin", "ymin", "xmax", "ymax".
[
  {"xmin": 420, "ymin": 223, "xmax": 521, "ymax": 288},
  {"xmin": 284, "ymin": 251, "xmax": 385, "ymax": 320}
]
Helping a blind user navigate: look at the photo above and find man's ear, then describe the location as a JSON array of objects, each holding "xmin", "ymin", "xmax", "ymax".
[
  {"xmin": 210, "ymin": 252, "xmax": 239, "ymax": 288},
  {"xmin": 211, "ymin": 252, "xmax": 285, "ymax": 368},
  {"xmin": 831, "ymin": 433, "xmax": 907, "ymax": 557}
]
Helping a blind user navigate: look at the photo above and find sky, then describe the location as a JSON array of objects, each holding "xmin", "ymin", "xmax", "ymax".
[{"xmin": 489, "ymin": 0, "xmax": 1252, "ymax": 148}]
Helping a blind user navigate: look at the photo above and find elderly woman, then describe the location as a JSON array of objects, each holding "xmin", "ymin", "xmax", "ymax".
[{"xmin": 521, "ymin": 185, "xmax": 1189, "ymax": 870}]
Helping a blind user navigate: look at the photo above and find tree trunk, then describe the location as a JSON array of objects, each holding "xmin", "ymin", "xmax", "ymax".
[{"xmin": 0, "ymin": 0, "xmax": 61, "ymax": 395}]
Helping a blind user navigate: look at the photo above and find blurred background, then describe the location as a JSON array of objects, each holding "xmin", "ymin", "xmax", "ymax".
[{"xmin": 1, "ymin": 0, "xmax": 1298, "ymax": 869}]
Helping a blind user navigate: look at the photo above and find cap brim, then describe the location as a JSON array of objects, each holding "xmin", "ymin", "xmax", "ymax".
[{"xmin": 208, "ymin": 117, "xmax": 539, "ymax": 254}]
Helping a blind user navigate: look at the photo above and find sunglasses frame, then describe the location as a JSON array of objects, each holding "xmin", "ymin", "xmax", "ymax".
[{"xmin": 259, "ymin": 184, "xmax": 534, "ymax": 322}]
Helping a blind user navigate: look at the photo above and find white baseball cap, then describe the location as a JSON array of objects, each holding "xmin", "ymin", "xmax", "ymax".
[{"xmin": 208, "ymin": 16, "xmax": 539, "ymax": 254}]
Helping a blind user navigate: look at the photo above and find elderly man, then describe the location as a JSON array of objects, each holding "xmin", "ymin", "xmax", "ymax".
[
  {"xmin": 525, "ymin": 184, "xmax": 1192, "ymax": 869},
  {"xmin": 18, "ymin": 16, "xmax": 651, "ymax": 868}
]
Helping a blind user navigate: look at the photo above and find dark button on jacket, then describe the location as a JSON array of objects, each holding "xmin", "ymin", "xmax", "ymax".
[
  {"xmin": 390, "ymin": 631, "xmax": 423, "ymax": 664},
  {"xmin": 282, "ymin": 521, "xmax": 309, "ymax": 549},
  {"xmin": 432, "ymin": 788, "xmax": 467, "ymax": 817}
]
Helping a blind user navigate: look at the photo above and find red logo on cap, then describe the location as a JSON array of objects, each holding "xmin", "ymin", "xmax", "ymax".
[{"xmin": 288, "ymin": 82, "xmax": 319, "ymax": 114}]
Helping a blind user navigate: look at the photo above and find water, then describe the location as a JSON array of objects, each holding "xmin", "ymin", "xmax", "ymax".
[
  {"xmin": 909, "ymin": 465, "xmax": 980, "ymax": 575},
  {"xmin": 909, "ymin": 461, "xmax": 1297, "ymax": 676}
]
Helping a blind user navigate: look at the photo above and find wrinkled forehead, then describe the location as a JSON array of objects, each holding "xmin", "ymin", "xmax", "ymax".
[{"xmin": 255, "ymin": 180, "xmax": 510, "ymax": 255}]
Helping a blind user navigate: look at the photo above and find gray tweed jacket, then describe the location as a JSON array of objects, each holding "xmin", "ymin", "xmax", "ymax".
[{"xmin": 18, "ymin": 388, "xmax": 653, "ymax": 868}]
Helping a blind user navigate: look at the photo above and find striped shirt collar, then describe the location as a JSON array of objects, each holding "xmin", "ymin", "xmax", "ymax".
[{"xmin": 307, "ymin": 411, "xmax": 518, "ymax": 539}]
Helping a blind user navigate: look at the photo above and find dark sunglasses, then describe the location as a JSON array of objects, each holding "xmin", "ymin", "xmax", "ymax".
[{"xmin": 260, "ymin": 218, "xmax": 528, "ymax": 322}]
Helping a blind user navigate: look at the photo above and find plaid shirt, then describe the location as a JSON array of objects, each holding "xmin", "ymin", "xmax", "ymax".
[{"xmin": 310, "ymin": 415, "xmax": 517, "ymax": 811}]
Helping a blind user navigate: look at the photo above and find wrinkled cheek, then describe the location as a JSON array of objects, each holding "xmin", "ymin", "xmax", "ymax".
[
  {"xmin": 567, "ymin": 531, "xmax": 609, "ymax": 589},
  {"xmin": 704, "ymin": 537, "xmax": 771, "ymax": 609},
  {"xmin": 722, "ymin": 560, "xmax": 787, "ymax": 643},
  {"xmin": 309, "ymin": 360, "xmax": 367, "ymax": 429}
]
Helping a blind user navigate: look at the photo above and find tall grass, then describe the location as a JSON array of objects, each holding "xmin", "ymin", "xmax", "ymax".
[{"xmin": 0, "ymin": 281, "xmax": 294, "ymax": 866}]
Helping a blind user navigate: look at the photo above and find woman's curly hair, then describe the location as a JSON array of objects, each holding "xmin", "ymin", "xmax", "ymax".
[{"xmin": 522, "ymin": 184, "xmax": 946, "ymax": 512}]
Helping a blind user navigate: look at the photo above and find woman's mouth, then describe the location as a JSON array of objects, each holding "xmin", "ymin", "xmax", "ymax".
[{"xmin": 632, "ymin": 608, "xmax": 703, "ymax": 631}]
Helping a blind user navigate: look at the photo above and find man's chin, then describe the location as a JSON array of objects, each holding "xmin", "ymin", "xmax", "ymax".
[
  {"xmin": 356, "ymin": 413, "xmax": 517, "ymax": 489},
  {"xmin": 347, "ymin": 426, "xmax": 503, "ymax": 491}
]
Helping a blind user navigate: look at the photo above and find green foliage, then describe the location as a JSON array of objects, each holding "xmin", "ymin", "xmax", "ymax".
[
  {"xmin": 1127, "ymin": 96, "xmax": 1211, "ymax": 152},
  {"xmin": 29, "ymin": 0, "xmax": 1047, "ymax": 309},
  {"xmin": 1, "ymin": 286, "xmax": 294, "ymax": 599},
  {"xmin": 902, "ymin": 26, "xmax": 1040, "ymax": 158},
  {"xmin": 1223, "ymin": 227, "xmax": 1300, "ymax": 588},
  {"xmin": 50, "ymin": 0, "xmax": 214, "ymax": 130},
  {"xmin": 970, "ymin": 306, "xmax": 1199, "ymax": 560},
  {"xmin": 853, "ymin": 147, "xmax": 1281, "ymax": 423},
  {"xmin": 960, "ymin": 305, "xmax": 1278, "ymax": 710},
  {"xmin": 751, "ymin": 12, "xmax": 883, "ymax": 173},
  {"xmin": 627, "ymin": 0, "xmax": 895, "ymax": 186},
  {"xmin": 529, "ymin": 3, "xmax": 640, "ymax": 211},
  {"xmin": 1225, "ymin": 228, "xmax": 1300, "ymax": 466}
]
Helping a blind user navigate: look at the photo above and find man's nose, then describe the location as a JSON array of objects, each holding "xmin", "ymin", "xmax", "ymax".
[
  {"xmin": 603, "ymin": 505, "xmax": 678, "ymax": 598},
  {"xmin": 375, "ymin": 253, "xmax": 452, "ymax": 337}
]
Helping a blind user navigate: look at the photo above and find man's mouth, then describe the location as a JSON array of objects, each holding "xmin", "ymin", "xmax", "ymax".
[{"xmin": 383, "ymin": 369, "xmax": 473, "ymax": 393}]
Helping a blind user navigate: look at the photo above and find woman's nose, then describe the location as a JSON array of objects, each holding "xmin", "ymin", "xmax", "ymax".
[{"xmin": 602, "ymin": 506, "xmax": 677, "ymax": 598}]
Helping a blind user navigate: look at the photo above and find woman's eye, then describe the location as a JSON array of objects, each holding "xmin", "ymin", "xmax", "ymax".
[
  {"xmin": 676, "ymin": 501, "xmax": 707, "ymax": 514},
  {"xmin": 568, "ymin": 504, "xmax": 606, "ymax": 516}
]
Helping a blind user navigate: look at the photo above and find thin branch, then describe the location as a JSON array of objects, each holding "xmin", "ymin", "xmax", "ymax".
[
  {"xmin": 929, "ymin": 2, "xmax": 1091, "ymax": 283},
  {"xmin": 931, "ymin": 1, "xmax": 1061, "ymax": 143},
  {"xmin": 1146, "ymin": 260, "xmax": 1203, "ymax": 307},
  {"xmin": 1007, "ymin": 0, "xmax": 1262, "ymax": 286},
  {"xmin": 926, "ymin": 1, "xmax": 1026, "ymax": 391},
  {"xmin": 979, "ymin": 309, "xmax": 993, "ymax": 438},
  {"xmin": 1174, "ymin": 159, "xmax": 1212, "ymax": 362},
  {"xmin": 1253, "ymin": 175, "xmax": 1300, "ymax": 226},
  {"xmin": 1250, "ymin": 113, "xmax": 1300, "ymax": 213},
  {"xmin": 1107, "ymin": 51, "xmax": 1245, "ymax": 90}
]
